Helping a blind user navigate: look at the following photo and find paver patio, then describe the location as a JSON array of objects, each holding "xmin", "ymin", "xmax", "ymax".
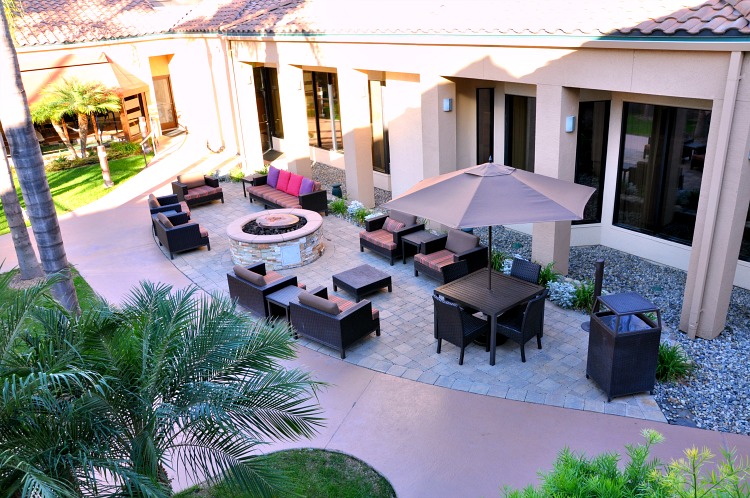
[{"xmin": 155, "ymin": 178, "xmax": 666, "ymax": 422}]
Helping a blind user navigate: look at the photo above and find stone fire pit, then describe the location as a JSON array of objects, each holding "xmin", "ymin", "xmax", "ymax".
[{"xmin": 227, "ymin": 209, "xmax": 324, "ymax": 270}]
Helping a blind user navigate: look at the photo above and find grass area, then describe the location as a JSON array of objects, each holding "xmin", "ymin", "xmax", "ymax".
[
  {"xmin": 174, "ymin": 449, "xmax": 396, "ymax": 498},
  {"xmin": 2, "ymin": 266, "xmax": 98, "ymax": 309},
  {"xmin": 0, "ymin": 155, "xmax": 146, "ymax": 235}
]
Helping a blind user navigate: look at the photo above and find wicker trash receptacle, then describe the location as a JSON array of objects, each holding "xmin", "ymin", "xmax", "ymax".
[{"xmin": 586, "ymin": 292, "xmax": 662, "ymax": 402}]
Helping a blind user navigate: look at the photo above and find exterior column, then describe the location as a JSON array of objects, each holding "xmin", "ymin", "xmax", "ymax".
[
  {"xmin": 420, "ymin": 74, "xmax": 457, "ymax": 178},
  {"xmin": 680, "ymin": 52, "xmax": 750, "ymax": 339},
  {"xmin": 531, "ymin": 85, "xmax": 579, "ymax": 275},
  {"xmin": 230, "ymin": 59, "xmax": 263, "ymax": 172},
  {"xmin": 337, "ymin": 68, "xmax": 375, "ymax": 207},
  {"xmin": 277, "ymin": 64, "xmax": 312, "ymax": 176}
]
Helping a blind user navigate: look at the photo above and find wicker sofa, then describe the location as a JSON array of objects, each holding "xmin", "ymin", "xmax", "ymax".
[
  {"xmin": 359, "ymin": 210, "xmax": 424, "ymax": 265},
  {"xmin": 152, "ymin": 212, "xmax": 210, "ymax": 259},
  {"xmin": 414, "ymin": 229, "xmax": 488, "ymax": 283},
  {"xmin": 289, "ymin": 288, "xmax": 380, "ymax": 359},
  {"xmin": 171, "ymin": 173, "xmax": 224, "ymax": 207},
  {"xmin": 226, "ymin": 262, "xmax": 301, "ymax": 318},
  {"xmin": 245, "ymin": 165, "xmax": 328, "ymax": 214}
]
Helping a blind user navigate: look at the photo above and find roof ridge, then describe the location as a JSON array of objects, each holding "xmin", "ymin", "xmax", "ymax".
[{"xmin": 219, "ymin": 0, "xmax": 300, "ymax": 32}]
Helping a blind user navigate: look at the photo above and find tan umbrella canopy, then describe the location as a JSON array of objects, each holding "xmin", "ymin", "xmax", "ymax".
[{"xmin": 383, "ymin": 162, "xmax": 596, "ymax": 287}]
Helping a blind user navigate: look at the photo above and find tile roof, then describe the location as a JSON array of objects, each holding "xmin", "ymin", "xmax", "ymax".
[
  {"xmin": 13, "ymin": 0, "xmax": 750, "ymax": 47},
  {"xmin": 173, "ymin": 0, "xmax": 750, "ymax": 38},
  {"xmin": 13, "ymin": 0, "xmax": 191, "ymax": 46}
]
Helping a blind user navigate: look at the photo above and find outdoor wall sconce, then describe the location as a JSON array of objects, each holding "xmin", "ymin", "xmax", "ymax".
[
  {"xmin": 442, "ymin": 98, "xmax": 453, "ymax": 112},
  {"xmin": 565, "ymin": 115, "xmax": 576, "ymax": 133}
]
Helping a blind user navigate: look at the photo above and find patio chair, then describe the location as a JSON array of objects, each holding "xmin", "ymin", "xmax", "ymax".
[
  {"xmin": 147, "ymin": 193, "xmax": 191, "ymax": 219},
  {"xmin": 226, "ymin": 262, "xmax": 298, "ymax": 318},
  {"xmin": 359, "ymin": 210, "xmax": 424, "ymax": 265},
  {"xmin": 414, "ymin": 229, "xmax": 488, "ymax": 284},
  {"xmin": 153, "ymin": 212, "xmax": 210, "ymax": 260},
  {"xmin": 171, "ymin": 173, "xmax": 224, "ymax": 207},
  {"xmin": 496, "ymin": 289, "xmax": 547, "ymax": 362},
  {"xmin": 510, "ymin": 257, "xmax": 541, "ymax": 284},
  {"xmin": 433, "ymin": 295, "xmax": 489, "ymax": 365},
  {"xmin": 290, "ymin": 288, "xmax": 380, "ymax": 359}
]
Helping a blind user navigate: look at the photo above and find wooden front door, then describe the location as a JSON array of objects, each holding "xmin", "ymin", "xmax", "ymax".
[{"xmin": 152, "ymin": 75, "xmax": 177, "ymax": 130}]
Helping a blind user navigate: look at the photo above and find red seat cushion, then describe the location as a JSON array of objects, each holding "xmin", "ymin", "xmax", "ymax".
[
  {"xmin": 286, "ymin": 173, "xmax": 303, "ymax": 196},
  {"xmin": 329, "ymin": 295, "xmax": 379, "ymax": 321},
  {"xmin": 359, "ymin": 229, "xmax": 396, "ymax": 250},
  {"xmin": 414, "ymin": 249, "xmax": 455, "ymax": 272},
  {"xmin": 276, "ymin": 170, "xmax": 291, "ymax": 192}
]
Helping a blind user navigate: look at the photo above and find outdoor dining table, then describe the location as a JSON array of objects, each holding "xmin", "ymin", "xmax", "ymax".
[{"xmin": 434, "ymin": 268, "xmax": 544, "ymax": 365}]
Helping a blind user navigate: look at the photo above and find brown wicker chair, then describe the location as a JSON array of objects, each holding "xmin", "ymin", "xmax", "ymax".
[
  {"xmin": 510, "ymin": 258, "xmax": 541, "ymax": 284},
  {"xmin": 290, "ymin": 288, "xmax": 380, "ymax": 359},
  {"xmin": 153, "ymin": 212, "xmax": 210, "ymax": 260},
  {"xmin": 147, "ymin": 193, "xmax": 191, "ymax": 218},
  {"xmin": 226, "ymin": 262, "xmax": 298, "ymax": 318},
  {"xmin": 414, "ymin": 229, "xmax": 488, "ymax": 284},
  {"xmin": 433, "ymin": 295, "xmax": 489, "ymax": 365},
  {"xmin": 171, "ymin": 173, "xmax": 224, "ymax": 207},
  {"xmin": 496, "ymin": 289, "xmax": 547, "ymax": 362},
  {"xmin": 359, "ymin": 210, "xmax": 424, "ymax": 265}
]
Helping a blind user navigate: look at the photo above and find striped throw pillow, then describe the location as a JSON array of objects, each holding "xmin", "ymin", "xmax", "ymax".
[{"xmin": 382, "ymin": 217, "xmax": 405, "ymax": 233}]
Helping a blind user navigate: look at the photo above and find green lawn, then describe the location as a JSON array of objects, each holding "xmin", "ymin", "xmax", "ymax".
[{"xmin": 0, "ymin": 155, "xmax": 146, "ymax": 235}]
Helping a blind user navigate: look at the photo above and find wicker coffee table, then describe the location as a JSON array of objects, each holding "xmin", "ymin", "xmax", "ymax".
[{"xmin": 332, "ymin": 264, "xmax": 392, "ymax": 302}]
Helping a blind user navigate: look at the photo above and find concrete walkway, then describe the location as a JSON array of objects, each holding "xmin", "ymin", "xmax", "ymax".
[{"xmin": 2, "ymin": 136, "xmax": 749, "ymax": 498}]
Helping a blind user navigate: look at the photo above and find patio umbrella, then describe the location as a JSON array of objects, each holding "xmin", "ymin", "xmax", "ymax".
[{"xmin": 383, "ymin": 162, "xmax": 596, "ymax": 288}]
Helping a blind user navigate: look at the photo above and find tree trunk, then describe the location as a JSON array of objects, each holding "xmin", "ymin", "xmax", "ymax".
[
  {"xmin": 77, "ymin": 112, "xmax": 89, "ymax": 157},
  {"xmin": 0, "ymin": 9, "xmax": 79, "ymax": 313},
  {"xmin": 0, "ymin": 139, "xmax": 43, "ymax": 280},
  {"xmin": 90, "ymin": 114, "xmax": 102, "ymax": 146},
  {"xmin": 50, "ymin": 117, "xmax": 78, "ymax": 158}
]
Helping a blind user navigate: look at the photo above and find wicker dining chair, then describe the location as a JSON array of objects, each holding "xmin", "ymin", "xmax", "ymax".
[
  {"xmin": 433, "ymin": 295, "xmax": 489, "ymax": 365},
  {"xmin": 496, "ymin": 289, "xmax": 548, "ymax": 362},
  {"xmin": 510, "ymin": 258, "xmax": 541, "ymax": 284}
]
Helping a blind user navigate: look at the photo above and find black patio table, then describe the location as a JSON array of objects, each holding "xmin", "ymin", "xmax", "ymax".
[{"xmin": 435, "ymin": 268, "xmax": 543, "ymax": 365}]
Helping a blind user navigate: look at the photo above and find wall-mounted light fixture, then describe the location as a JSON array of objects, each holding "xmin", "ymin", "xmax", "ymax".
[
  {"xmin": 565, "ymin": 116, "xmax": 576, "ymax": 133},
  {"xmin": 442, "ymin": 98, "xmax": 453, "ymax": 112}
]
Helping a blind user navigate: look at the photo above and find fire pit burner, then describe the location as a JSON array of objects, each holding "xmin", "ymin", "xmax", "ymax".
[
  {"xmin": 242, "ymin": 213, "xmax": 307, "ymax": 236},
  {"xmin": 257, "ymin": 213, "xmax": 300, "ymax": 228}
]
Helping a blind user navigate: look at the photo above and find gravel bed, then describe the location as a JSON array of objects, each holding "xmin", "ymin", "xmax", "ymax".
[{"xmin": 312, "ymin": 163, "xmax": 750, "ymax": 435}]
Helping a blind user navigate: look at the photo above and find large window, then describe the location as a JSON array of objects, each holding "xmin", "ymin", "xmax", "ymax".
[
  {"xmin": 477, "ymin": 88, "xmax": 494, "ymax": 164},
  {"xmin": 504, "ymin": 95, "xmax": 536, "ymax": 171},
  {"xmin": 369, "ymin": 80, "xmax": 389, "ymax": 174},
  {"xmin": 253, "ymin": 66, "xmax": 284, "ymax": 151},
  {"xmin": 614, "ymin": 102, "xmax": 711, "ymax": 245},
  {"xmin": 574, "ymin": 101, "xmax": 610, "ymax": 224},
  {"xmin": 304, "ymin": 71, "xmax": 343, "ymax": 151}
]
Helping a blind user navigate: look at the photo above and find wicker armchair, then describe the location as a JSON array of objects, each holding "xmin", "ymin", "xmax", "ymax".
[
  {"xmin": 359, "ymin": 210, "xmax": 424, "ymax": 265},
  {"xmin": 496, "ymin": 290, "xmax": 547, "ymax": 362},
  {"xmin": 414, "ymin": 229, "xmax": 488, "ymax": 284},
  {"xmin": 171, "ymin": 173, "xmax": 224, "ymax": 207},
  {"xmin": 290, "ymin": 288, "xmax": 380, "ymax": 359},
  {"xmin": 147, "ymin": 193, "xmax": 191, "ymax": 218},
  {"xmin": 226, "ymin": 262, "xmax": 298, "ymax": 318},
  {"xmin": 510, "ymin": 258, "xmax": 541, "ymax": 284},
  {"xmin": 153, "ymin": 212, "xmax": 210, "ymax": 260},
  {"xmin": 433, "ymin": 295, "xmax": 489, "ymax": 365}
]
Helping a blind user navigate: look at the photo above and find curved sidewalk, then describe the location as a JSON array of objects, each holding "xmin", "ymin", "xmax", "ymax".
[{"xmin": 2, "ymin": 137, "xmax": 748, "ymax": 498}]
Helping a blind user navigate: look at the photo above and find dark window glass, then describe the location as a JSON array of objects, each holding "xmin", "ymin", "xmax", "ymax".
[
  {"xmin": 504, "ymin": 94, "xmax": 536, "ymax": 171},
  {"xmin": 369, "ymin": 80, "xmax": 389, "ymax": 174},
  {"xmin": 740, "ymin": 203, "xmax": 750, "ymax": 262},
  {"xmin": 574, "ymin": 101, "xmax": 610, "ymax": 224},
  {"xmin": 254, "ymin": 67, "xmax": 284, "ymax": 151},
  {"xmin": 304, "ymin": 71, "xmax": 343, "ymax": 151},
  {"xmin": 614, "ymin": 102, "xmax": 710, "ymax": 245},
  {"xmin": 477, "ymin": 88, "xmax": 494, "ymax": 164}
]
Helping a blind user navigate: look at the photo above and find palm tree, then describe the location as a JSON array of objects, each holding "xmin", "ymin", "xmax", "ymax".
[
  {"xmin": 42, "ymin": 77, "xmax": 121, "ymax": 155},
  {"xmin": 0, "ymin": 6, "xmax": 79, "ymax": 312},
  {"xmin": 30, "ymin": 96, "xmax": 78, "ymax": 159},
  {"xmin": 99, "ymin": 282, "xmax": 325, "ymax": 496}
]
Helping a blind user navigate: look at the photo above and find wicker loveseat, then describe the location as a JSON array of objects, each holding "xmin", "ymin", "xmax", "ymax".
[
  {"xmin": 171, "ymin": 173, "xmax": 224, "ymax": 207},
  {"xmin": 359, "ymin": 210, "xmax": 424, "ymax": 265},
  {"xmin": 245, "ymin": 166, "xmax": 328, "ymax": 214},
  {"xmin": 414, "ymin": 229, "xmax": 488, "ymax": 283},
  {"xmin": 153, "ymin": 212, "xmax": 210, "ymax": 259},
  {"xmin": 226, "ymin": 262, "xmax": 299, "ymax": 318},
  {"xmin": 289, "ymin": 288, "xmax": 380, "ymax": 359}
]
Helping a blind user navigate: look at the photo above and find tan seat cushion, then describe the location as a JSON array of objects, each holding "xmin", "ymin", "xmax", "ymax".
[
  {"xmin": 156, "ymin": 212, "xmax": 173, "ymax": 228},
  {"xmin": 445, "ymin": 229, "xmax": 479, "ymax": 254},
  {"xmin": 299, "ymin": 291, "xmax": 340, "ymax": 315},
  {"xmin": 388, "ymin": 210, "xmax": 416, "ymax": 227},
  {"xmin": 179, "ymin": 173, "xmax": 206, "ymax": 189},
  {"xmin": 234, "ymin": 265, "xmax": 264, "ymax": 286},
  {"xmin": 148, "ymin": 194, "xmax": 159, "ymax": 208}
]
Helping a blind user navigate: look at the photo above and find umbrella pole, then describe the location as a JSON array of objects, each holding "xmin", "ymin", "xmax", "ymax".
[{"xmin": 488, "ymin": 225, "xmax": 492, "ymax": 290}]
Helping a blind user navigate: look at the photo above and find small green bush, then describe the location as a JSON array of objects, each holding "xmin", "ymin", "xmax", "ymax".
[
  {"xmin": 573, "ymin": 280, "xmax": 595, "ymax": 312},
  {"xmin": 228, "ymin": 166, "xmax": 245, "ymax": 182},
  {"xmin": 108, "ymin": 141, "xmax": 141, "ymax": 158},
  {"xmin": 656, "ymin": 342, "xmax": 695, "ymax": 382},
  {"xmin": 491, "ymin": 250, "xmax": 508, "ymax": 272},
  {"xmin": 329, "ymin": 198, "xmax": 347, "ymax": 216},
  {"xmin": 352, "ymin": 207, "xmax": 371, "ymax": 225},
  {"xmin": 538, "ymin": 262, "xmax": 561, "ymax": 288}
]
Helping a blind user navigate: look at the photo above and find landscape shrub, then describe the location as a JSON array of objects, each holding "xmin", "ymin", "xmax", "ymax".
[
  {"xmin": 538, "ymin": 262, "xmax": 561, "ymax": 288},
  {"xmin": 656, "ymin": 342, "xmax": 695, "ymax": 382},
  {"xmin": 329, "ymin": 197, "xmax": 347, "ymax": 216},
  {"xmin": 573, "ymin": 280, "xmax": 596, "ymax": 312}
]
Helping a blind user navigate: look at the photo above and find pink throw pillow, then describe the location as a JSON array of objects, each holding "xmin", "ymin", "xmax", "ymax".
[
  {"xmin": 286, "ymin": 173, "xmax": 303, "ymax": 196},
  {"xmin": 276, "ymin": 170, "xmax": 291, "ymax": 192}
]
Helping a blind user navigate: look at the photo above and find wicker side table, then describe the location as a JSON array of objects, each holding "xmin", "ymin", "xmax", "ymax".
[{"xmin": 585, "ymin": 292, "xmax": 662, "ymax": 401}]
